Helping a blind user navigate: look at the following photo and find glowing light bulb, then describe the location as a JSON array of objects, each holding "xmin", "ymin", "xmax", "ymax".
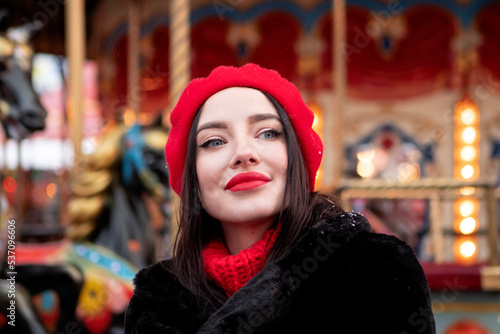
[
  {"xmin": 357, "ymin": 148, "xmax": 376, "ymax": 162},
  {"xmin": 123, "ymin": 108, "xmax": 136, "ymax": 127},
  {"xmin": 461, "ymin": 165, "xmax": 474, "ymax": 179},
  {"xmin": 460, "ymin": 146, "xmax": 476, "ymax": 162},
  {"xmin": 460, "ymin": 187, "xmax": 475, "ymax": 195},
  {"xmin": 357, "ymin": 160, "xmax": 375, "ymax": 178},
  {"xmin": 459, "ymin": 240, "xmax": 476, "ymax": 258},
  {"xmin": 462, "ymin": 127, "xmax": 477, "ymax": 144},
  {"xmin": 3, "ymin": 177, "xmax": 17, "ymax": 193},
  {"xmin": 315, "ymin": 169, "xmax": 322, "ymax": 189},
  {"xmin": 312, "ymin": 114, "xmax": 319, "ymax": 129},
  {"xmin": 459, "ymin": 217, "xmax": 476, "ymax": 234},
  {"xmin": 397, "ymin": 163, "xmax": 420, "ymax": 183},
  {"xmin": 459, "ymin": 200, "xmax": 475, "ymax": 217},
  {"xmin": 46, "ymin": 183, "xmax": 57, "ymax": 199},
  {"xmin": 460, "ymin": 108, "xmax": 476, "ymax": 125}
]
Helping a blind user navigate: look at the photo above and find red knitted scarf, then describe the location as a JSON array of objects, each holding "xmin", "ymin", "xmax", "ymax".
[{"xmin": 202, "ymin": 227, "xmax": 280, "ymax": 297}]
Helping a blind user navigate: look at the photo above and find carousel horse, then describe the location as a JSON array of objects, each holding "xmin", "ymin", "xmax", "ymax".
[
  {"xmin": 0, "ymin": 121, "xmax": 170, "ymax": 334},
  {"xmin": 0, "ymin": 17, "xmax": 53, "ymax": 334},
  {"xmin": 0, "ymin": 18, "xmax": 47, "ymax": 140},
  {"xmin": 0, "ymin": 16, "xmax": 47, "ymax": 237},
  {"xmin": 11, "ymin": 240, "xmax": 138, "ymax": 334},
  {"xmin": 67, "ymin": 120, "xmax": 171, "ymax": 269},
  {"xmin": 0, "ymin": 14, "xmax": 170, "ymax": 333},
  {"xmin": 0, "ymin": 17, "xmax": 48, "ymax": 243}
]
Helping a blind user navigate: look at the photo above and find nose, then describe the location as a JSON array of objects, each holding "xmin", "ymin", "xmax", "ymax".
[{"xmin": 230, "ymin": 138, "xmax": 260, "ymax": 168}]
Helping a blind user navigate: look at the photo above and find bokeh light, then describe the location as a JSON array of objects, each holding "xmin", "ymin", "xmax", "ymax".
[
  {"xmin": 459, "ymin": 240, "xmax": 476, "ymax": 258},
  {"xmin": 3, "ymin": 177, "xmax": 17, "ymax": 193},
  {"xmin": 460, "ymin": 146, "xmax": 476, "ymax": 162},
  {"xmin": 46, "ymin": 183, "xmax": 57, "ymax": 199},
  {"xmin": 357, "ymin": 160, "xmax": 375, "ymax": 178},
  {"xmin": 459, "ymin": 217, "xmax": 476, "ymax": 235},
  {"xmin": 461, "ymin": 165, "xmax": 474, "ymax": 179},
  {"xmin": 461, "ymin": 127, "xmax": 476, "ymax": 144},
  {"xmin": 459, "ymin": 200, "xmax": 475, "ymax": 217},
  {"xmin": 460, "ymin": 108, "xmax": 477, "ymax": 125}
]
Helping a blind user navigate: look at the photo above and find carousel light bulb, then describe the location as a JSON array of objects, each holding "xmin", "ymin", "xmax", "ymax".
[
  {"xmin": 460, "ymin": 146, "xmax": 476, "ymax": 162},
  {"xmin": 460, "ymin": 187, "xmax": 476, "ymax": 196},
  {"xmin": 459, "ymin": 200, "xmax": 475, "ymax": 217},
  {"xmin": 312, "ymin": 114, "xmax": 319, "ymax": 129},
  {"xmin": 462, "ymin": 127, "xmax": 477, "ymax": 144},
  {"xmin": 357, "ymin": 160, "xmax": 375, "ymax": 178},
  {"xmin": 46, "ymin": 183, "xmax": 57, "ymax": 199},
  {"xmin": 123, "ymin": 108, "xmax": 136, "ymax": 127},
  {"xmin": 309, "ymin": 103, "xmax": 322, "ymax": 133},
  {"xmin": 459, "ymin": 240, "xmax": 476, "ymax": 258},
  {"xmin": 460, "ymin": 108, "xmax": 477, "ymax": 125},
  {"xmin": 461, "ymin": 165, "xmax": 474, "ymax": 179},
  {"xmin": 459, "ymin": 217, "xmax": 476, "ymax": 235},
  {"xmin": 3, "ymin": 176, "xmax": 17, "ymax": 193},
  {"xmin": 357, "ymin": 148, "xmax": 376, "ymax": 162}
]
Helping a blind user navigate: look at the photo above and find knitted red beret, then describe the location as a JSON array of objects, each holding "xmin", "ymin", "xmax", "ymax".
[{"xmin": 165, "ymin": 63, "xmax": 323, "ymax": 195}]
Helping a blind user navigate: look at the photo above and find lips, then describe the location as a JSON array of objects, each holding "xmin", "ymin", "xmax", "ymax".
[{"xmin": 225, "ymin": 171, "xmax": 271, "ymax": 192}]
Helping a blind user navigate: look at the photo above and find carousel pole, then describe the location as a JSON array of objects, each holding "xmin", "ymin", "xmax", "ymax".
[
  {"xmin": 324, "ymin": 0, "xmax": 347, "ymax": 190},
  {"xmin": 168, "ymin": 0, "xmax": 191, "ymax": 112},
  {"xmin": 332, "ymin": 0, "xmax": 347, "ymax": 189},
  {"xmin": 128, "ymin": 0, "xmax": 141, "ymax": 118},
  {"xmin": 167, "ymin": 0, "xmax": 191, "ymax": 253},
  {"xmin": 64, "ymin": 0, "xmax": 85, "ymax": 169}
]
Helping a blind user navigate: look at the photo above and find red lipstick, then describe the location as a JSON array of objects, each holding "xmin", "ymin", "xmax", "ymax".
[{"xmin": 225, "ymin": 172, "xmax": 271, "ymax": 192}]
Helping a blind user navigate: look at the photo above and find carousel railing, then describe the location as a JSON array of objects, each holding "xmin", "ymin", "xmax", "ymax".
[{"xmin": 334, "ymin": 177, "xmax": 499, "ymax": 283}]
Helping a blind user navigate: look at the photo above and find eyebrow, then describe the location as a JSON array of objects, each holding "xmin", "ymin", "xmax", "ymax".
[
  {"xmin": 196, "ymin": 113, "xmax": 282, "ymax": 135},
  {"xmin": 248, "ymin": 113, "xmax": 282, "ymax": 124},
  {"xmin": 196, "ymin": 121, "xmax": 227, "ymax": 135}
]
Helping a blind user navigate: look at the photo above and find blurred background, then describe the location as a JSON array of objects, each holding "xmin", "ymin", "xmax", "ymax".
[{"xmin": 0, "ymin": 0, "xmax": 499, "ymax": 333}]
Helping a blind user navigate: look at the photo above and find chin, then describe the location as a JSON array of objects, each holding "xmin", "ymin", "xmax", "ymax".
[{"xmin": 208, "ymin": 199, "xmax": 282, "ymax": 225}]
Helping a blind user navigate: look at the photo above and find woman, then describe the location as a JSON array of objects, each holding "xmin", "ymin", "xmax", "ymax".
[{"xmin": 125, "ymin": 64, "xmax": 435, "ymax": 333}]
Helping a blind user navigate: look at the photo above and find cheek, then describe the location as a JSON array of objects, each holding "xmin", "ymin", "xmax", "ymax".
[
  {"xmin": 195, "ymin": 156, "xmax": 209, "ymax": 197},
  {"xmin": 268, "ymin": 143, "xmax": 288, "ymax": 179},
  {"xmin": 196, "ymin": 153, "xmax": 222, "ymax": 203}
]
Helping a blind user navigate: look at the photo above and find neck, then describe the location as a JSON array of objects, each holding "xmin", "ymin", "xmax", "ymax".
[{"xmin": 220, "ymin": 220, "xmax": 273, "ymax": 255}]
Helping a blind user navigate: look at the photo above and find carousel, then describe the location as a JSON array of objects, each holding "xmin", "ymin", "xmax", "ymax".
[{"xmin": 0, "ymin": 0, "xmax": 499, "ymax": 333}]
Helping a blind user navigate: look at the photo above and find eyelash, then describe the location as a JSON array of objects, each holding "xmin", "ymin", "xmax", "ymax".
[
  {"xmin": 198, "ymin": 128, "xmax": 283, "ymax": 148},
  {"xmin": 258, "ymin": 128, "xmax": 282, "ymax": 139},
  {"xmin": 199, "ymin": 137, "xmax": 225, "ymax": 148}
]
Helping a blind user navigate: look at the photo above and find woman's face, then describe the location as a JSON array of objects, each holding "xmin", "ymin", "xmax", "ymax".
[{"xmin": 195, "ymin": 87, "xmax": 288, "ymax": 228}]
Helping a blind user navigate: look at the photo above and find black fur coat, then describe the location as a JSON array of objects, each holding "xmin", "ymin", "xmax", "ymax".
[{"xmin": 125, "ymin": 212, "xmax": 435, "ymax": 333}]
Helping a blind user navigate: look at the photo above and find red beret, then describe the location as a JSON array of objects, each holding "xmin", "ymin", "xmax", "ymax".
[{"xmin": 165, "ymin": 63, "xmax": 323, "ymax": 195}]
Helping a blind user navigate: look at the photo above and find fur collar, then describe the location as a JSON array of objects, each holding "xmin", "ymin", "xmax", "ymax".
[
  {"xmin": 127, "ymin": 212, "xmax": 435, "ymax": 333},
  {"xmin": 197, "ymin": 212, "xmax": 371, "ymax": 332}
]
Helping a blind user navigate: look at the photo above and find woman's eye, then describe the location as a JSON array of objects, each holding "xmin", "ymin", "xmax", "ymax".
[
  {"xmin": 258, "ymin": 129, "xmax": 281, "ymax": 140},
  {"xmin": 199, "ymin": 138, "xmax": 225, "ymax": 148}
]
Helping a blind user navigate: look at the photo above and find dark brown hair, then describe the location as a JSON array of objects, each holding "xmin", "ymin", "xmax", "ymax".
[{"xmin": 168, "ymin": 89, "xmax": 344, "ymax": 305}]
